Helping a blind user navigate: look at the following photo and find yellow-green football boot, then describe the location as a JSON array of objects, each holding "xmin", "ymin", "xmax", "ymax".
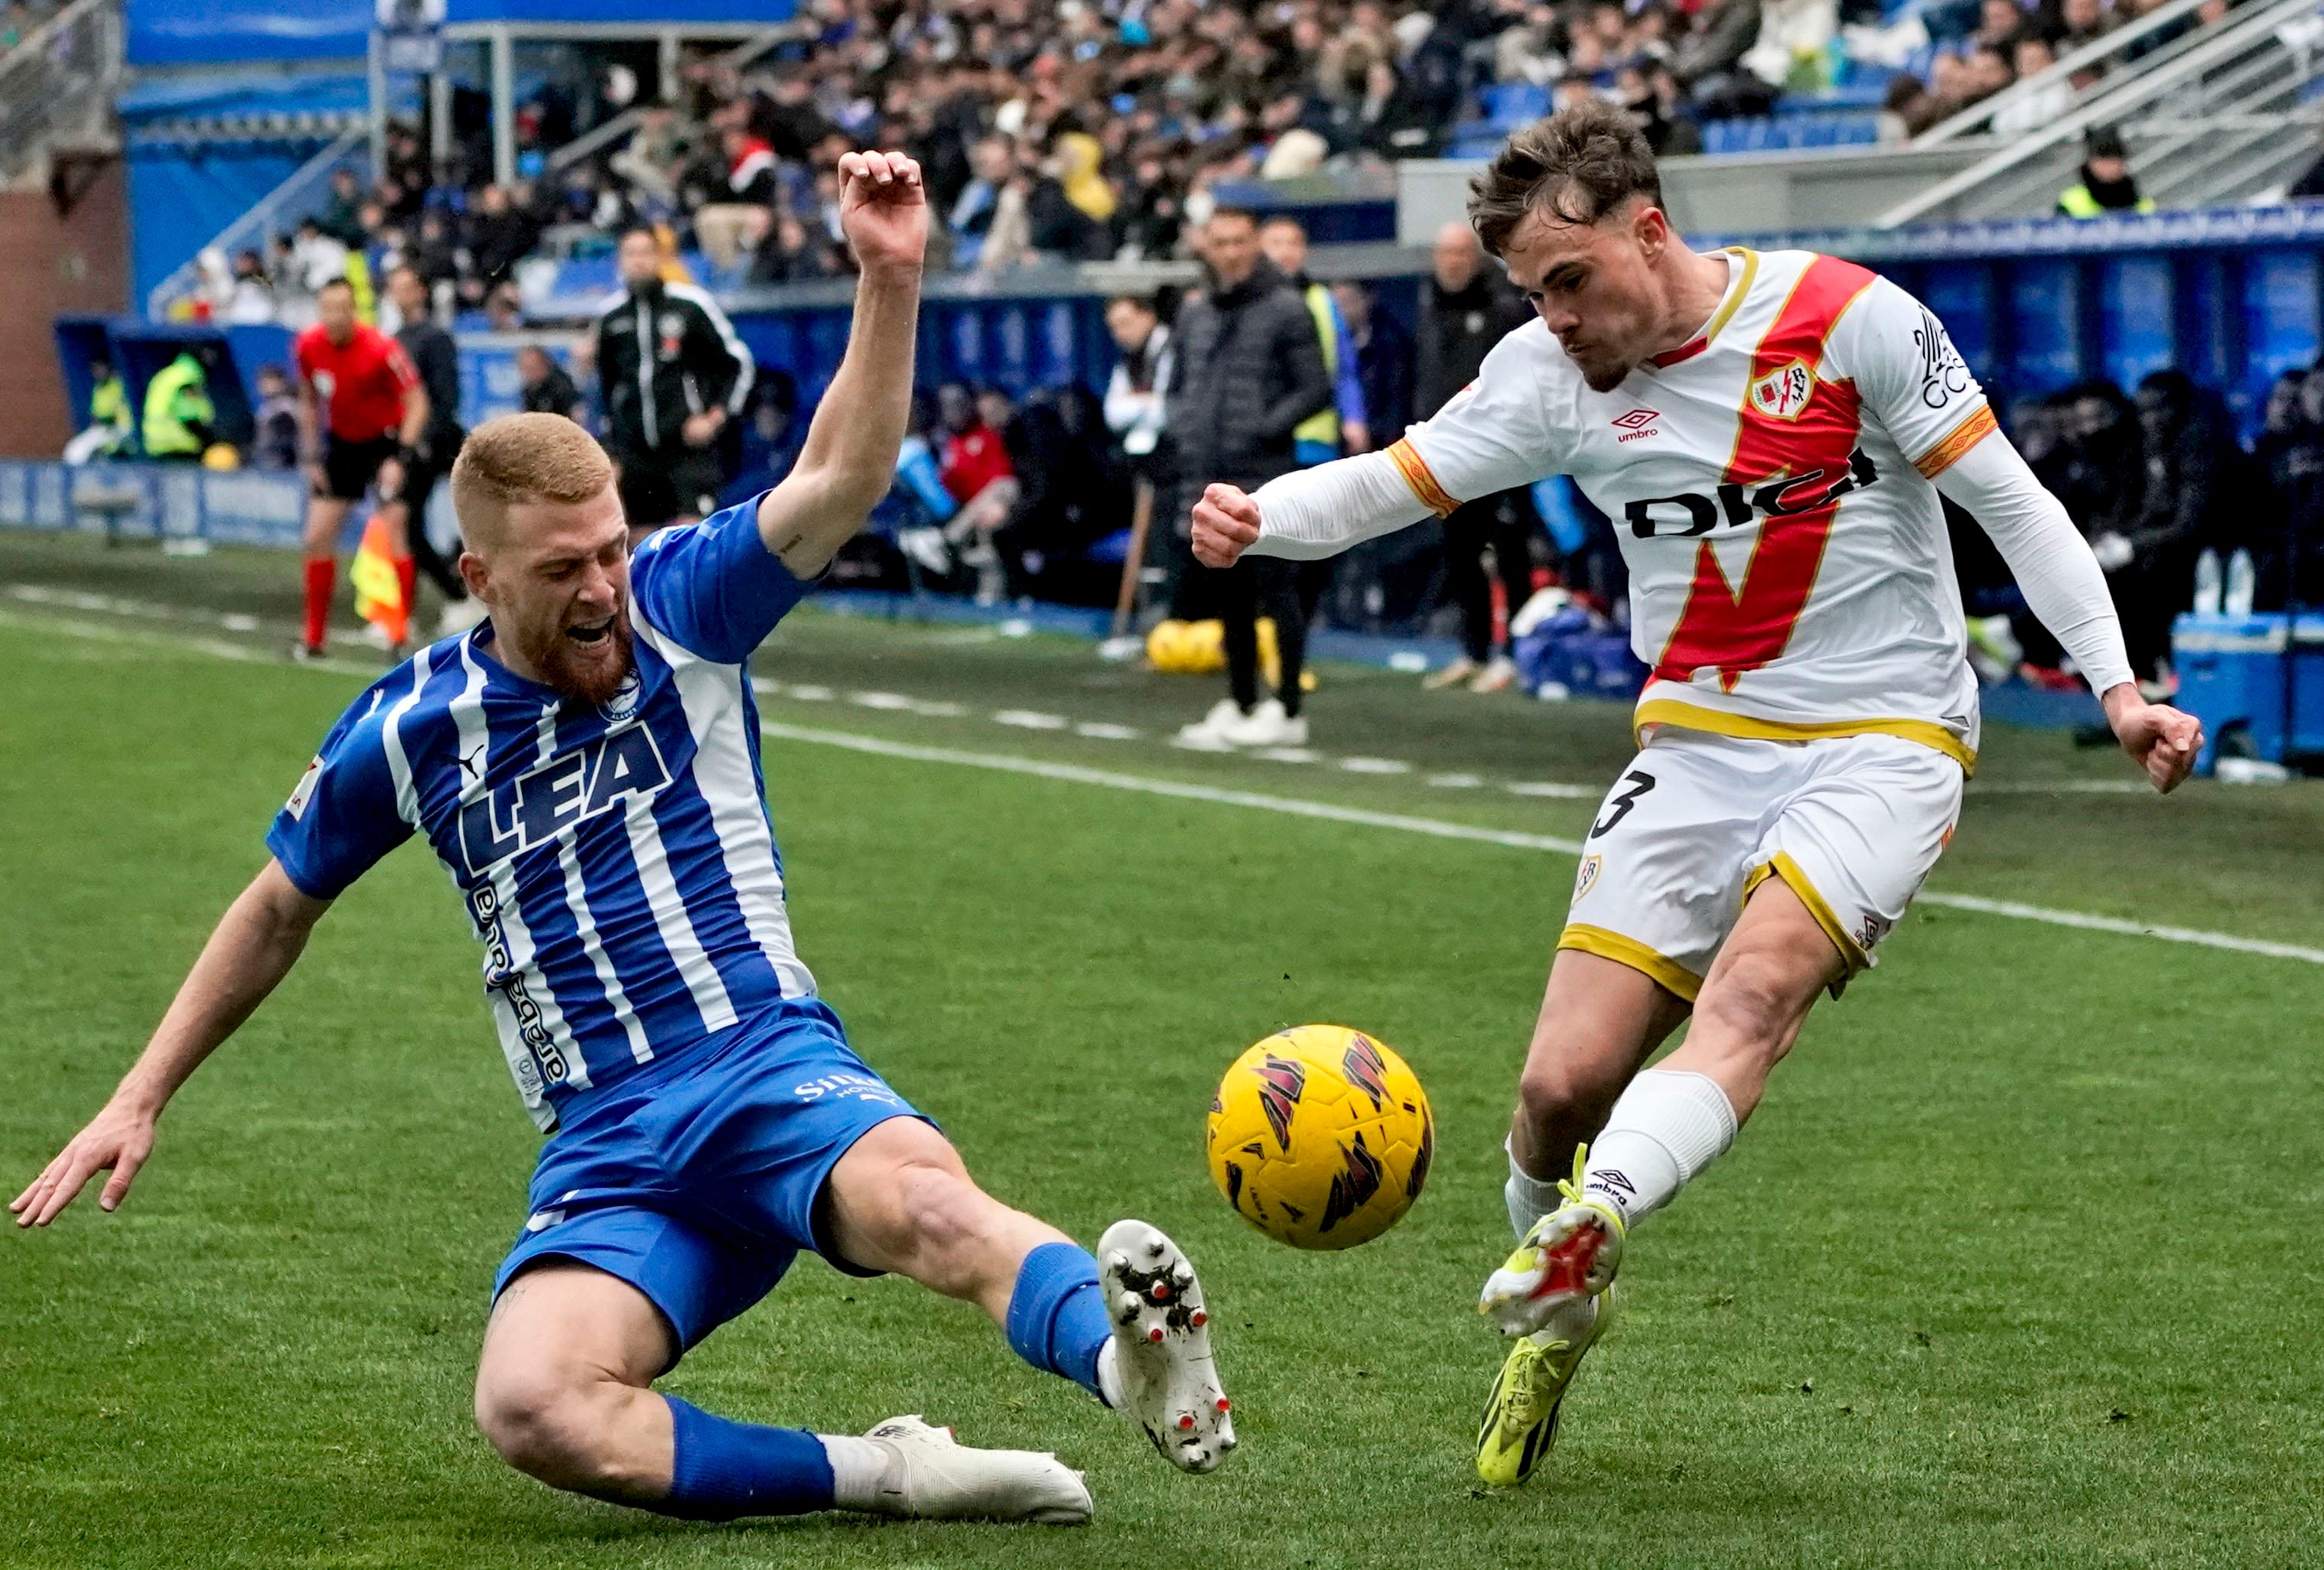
[{"xmin": 1475, "ymin": 1285, "xmax": 1613, "ymax": 1486}]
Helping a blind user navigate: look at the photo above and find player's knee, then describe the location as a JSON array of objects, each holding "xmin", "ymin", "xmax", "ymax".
[
  {"xmin": 474, "ymin": 1364, "xmax": 631, "ymax": 1492},
  {"xmin": 1516, "ymin": 1046, "xmax": 1630, "ymax": 1136}
]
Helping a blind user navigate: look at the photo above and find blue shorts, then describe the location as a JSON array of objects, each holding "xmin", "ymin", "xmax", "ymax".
[{"xmin": 493, "ymin": 997, "xmax": 929, "ymax": 1357}]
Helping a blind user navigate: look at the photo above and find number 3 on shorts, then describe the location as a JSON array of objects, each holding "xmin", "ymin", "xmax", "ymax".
[{"xmin": 1590, "ymin": 770, "xmax": 1657, "ymax": 839}]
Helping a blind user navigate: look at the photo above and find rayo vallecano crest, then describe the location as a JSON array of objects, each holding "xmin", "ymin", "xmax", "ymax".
[{"xmin": 1749, "ymin": 359, "xmax": 1815, "ymax": 421}]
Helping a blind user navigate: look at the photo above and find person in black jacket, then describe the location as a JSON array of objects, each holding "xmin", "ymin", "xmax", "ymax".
[
  {"xmin": 594, "ymin": 226, "xmax": 757, "ymax": 541},
  {"xmin": 516, "ymin": 346, "xmax": 582, "ymax": 421},
  {"xmin": 2102, "ymin": 369, "xmax": 2243, "ymax": 682},
  {"xmin": 1418, "ymin": 221, "xmax": 1540, "ymax": 692},
  {"xmin": 386, "ymin": 264, "xmax": 480, "ymax": 634},
  {"xmin": 1166, "ymin": 207, "xmax": 1332, "ymax": 748}
]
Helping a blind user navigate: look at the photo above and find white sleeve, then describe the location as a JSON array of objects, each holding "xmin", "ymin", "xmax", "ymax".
[
  {"xmin": 1935, "ymin": 429, "xmax": 2137, "ymax": 697},
  {"xmin": 1250, "ymin": 323, "xmax": 1568, "ymax": 560},
  {"xmin": 1246, "ymin": 450, "xmax": 1431, "ymax": 560},
  {"xmin": 1831, "ymin": 275, "xmax": 1998, "ymax": 483}
]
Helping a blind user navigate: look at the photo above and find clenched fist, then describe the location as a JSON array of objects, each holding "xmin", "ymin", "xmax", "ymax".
[{"xmin": 1191, "ymin": 483, "xmax": 1262, "ymax": 568}]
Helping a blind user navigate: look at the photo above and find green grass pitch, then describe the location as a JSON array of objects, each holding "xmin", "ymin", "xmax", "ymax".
[{"xmin": 3, "ymin": 535, "xmax": 2322, "ymax": 1568}]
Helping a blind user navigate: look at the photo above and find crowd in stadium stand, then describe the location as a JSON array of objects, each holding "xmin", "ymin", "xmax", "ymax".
[{"xmin": 162, "ymin": 0, "xmax": 2256, "ymax": 336}]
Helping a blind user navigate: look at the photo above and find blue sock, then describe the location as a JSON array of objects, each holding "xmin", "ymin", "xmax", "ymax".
[
  {"xmin": 658, "ymin": 1395, "xmax": 835, "ymax": 1520},
  {"xmin": 1004, "ymin": 1241, "xmax": 1113, "ymax": 1402}
]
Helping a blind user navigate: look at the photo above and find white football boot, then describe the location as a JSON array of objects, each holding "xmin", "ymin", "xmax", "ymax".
[
  {"xmin": 1098, "ymin": 1220, "xmax": 1236, "ymax": 1472},
  {"xmin": 858, "ymin": 1415, "xmax": 1092, "ymax": 1524},
  {"xmin": 1218, "ymin": 698, "xmax": 1307, "ymax": 747},
  {"xmin": 1173, "ymin": 698, "xmax": 1248, "ymax": 750}
]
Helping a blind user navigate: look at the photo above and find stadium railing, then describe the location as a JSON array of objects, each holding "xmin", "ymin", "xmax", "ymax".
[
  {"xmin": 1881, "ymin": 0, "xmax": 2324, "ymax": 223},
  {"xmin": 144, "ymin": 127, "xmax": 369, "ymax": 320}
]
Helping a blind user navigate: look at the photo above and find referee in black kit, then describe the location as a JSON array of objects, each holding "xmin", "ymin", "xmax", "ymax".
[
  {"xmin": 594, "ymin": 226, "xmax": 757, "ymax": 544},
  {"xmin": 386, "ymin": 263, "xmax": 482, "ymax": 636}
]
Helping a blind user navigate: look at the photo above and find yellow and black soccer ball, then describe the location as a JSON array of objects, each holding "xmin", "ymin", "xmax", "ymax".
[{"xmin": 1206, "ymin": 1025, "xmax": 1433, "ymax": 1250}]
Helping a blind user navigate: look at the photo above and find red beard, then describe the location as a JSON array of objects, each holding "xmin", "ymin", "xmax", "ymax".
[{"xmin": 528, "ymin": 614, "xmax": 635, "ymax": 707}]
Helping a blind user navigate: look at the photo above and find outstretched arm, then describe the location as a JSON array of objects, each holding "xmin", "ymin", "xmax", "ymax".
[
  {"xmin": 11, "ymin": 861, "xmax": 329, "ymax": 1227},
  {"xmin": 1194, "ymin": 327, "xmax": 1563, "ymax": 567},
  {"xmin": 755, "ymin": 150, "xmax": 926, "ymax": 579},
  {"xmin": 1937, "ymin": 432, "xmax": 2202, "ymax": 792}
]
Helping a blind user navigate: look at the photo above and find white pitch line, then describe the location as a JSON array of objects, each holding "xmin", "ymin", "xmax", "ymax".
[
  {"xmin": 761, "ymin": 720, "xmax": 1593, "ymax": 855},
  {"xmin": 5, "ymin": 598, "xmax": 2317, "ymax": 969},
  {"xmin": 757, "ymin": 720, "xmax": 2324, "ymax": 969},
  {"xmin": 993, "ymin": 709, "xmax": 1069, "ymax": 730}
]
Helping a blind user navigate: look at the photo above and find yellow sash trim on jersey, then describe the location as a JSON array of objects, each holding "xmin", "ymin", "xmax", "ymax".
[
  {"xmin": 1632, "ymin": 697, "xmax": 1979, "ymax": 775},
  {"xmin": 1387, "ymin": 437, "xmax": 1460, "ymax": 518},
  {"xmin": 1743, "ymin": 851, "xmax": 1871, "ymax": 977},
  {"xmin": 1912, "ymin": 404, "xmax": 1998, "ymax": 479},
  {"xmin": 1701, "ymin": 247, "xmax": 1759, "ymax": 347},
  {"xmin": 1556, "ymin": 923, "xmax": 1704, "ymax": 1002}
]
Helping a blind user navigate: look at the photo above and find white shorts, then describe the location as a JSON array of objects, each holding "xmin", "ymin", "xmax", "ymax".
[{"xmin": 1557, "ymin": 729, "xmax": 1964, "ymax": 1000}]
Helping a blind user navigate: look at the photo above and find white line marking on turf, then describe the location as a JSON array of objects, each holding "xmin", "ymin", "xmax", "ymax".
[
  {"xmin": 1339, "ymin": 756, "xmax": 1411, "ymax": 774},
  {"xmin": 993, "ymin": 709, "xmax": 1069, "ymax": 730},
  {"xmin": 1076, "ymin": 721, "xmax": 1140, "ymax": 740},
  {"xmin": 761, "ymin": 720, "xmax": 1592, "ymax": 854},
  {"xmin": 1256, "ymin": 746, "xmax": 1320, "ymax": 763},
  {"xmin": 5, "ymin": 600, "xmax": 2316, "ymax": 969},
  {"xmin": 849, "ymin": 690, "xmax": 916, "ymax": 710},
  {"xmin": 1968, "ymin": 780, "xmax": 2147, "ymax": 795},
  {"xmin": 1509, "ymin": 781, "xmax": 1596, "ymax": 799},
  {"xmin": 1427, "ymin": 772, "xmax": 1484, "ymax": 788},
  {"xmin": 755, "ymin": 720, "xmax": 2324, "ymax": 968}
]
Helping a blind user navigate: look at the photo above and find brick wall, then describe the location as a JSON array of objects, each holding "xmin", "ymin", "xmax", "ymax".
[{"xmin": 0, "ymin": 164, "xmax": 129, "ymax": 457}]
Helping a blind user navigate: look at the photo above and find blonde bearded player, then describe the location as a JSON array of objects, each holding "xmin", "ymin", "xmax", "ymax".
[{"xmin": 1190, "ymin": 102, "xmax": 2202, "ymax": 1487}]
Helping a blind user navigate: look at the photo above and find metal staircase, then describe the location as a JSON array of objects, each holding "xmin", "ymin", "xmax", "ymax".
[{"xmin": 1880, "ymin": 0, "xmax": 2324, "ymax": 225}]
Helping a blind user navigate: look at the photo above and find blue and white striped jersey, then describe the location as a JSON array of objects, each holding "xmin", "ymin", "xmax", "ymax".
[{"xmin": 268, "ymin": 499, "xmax": 815, "ymax": 1132}]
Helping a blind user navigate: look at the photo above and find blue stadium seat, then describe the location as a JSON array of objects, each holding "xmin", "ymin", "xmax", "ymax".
[{"xmin": 1480, "ymin": 83, "xmax": 1551, "ymax": 128}]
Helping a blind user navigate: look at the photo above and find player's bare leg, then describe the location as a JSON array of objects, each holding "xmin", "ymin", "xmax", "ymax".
[
  {"xmin": 295, "ymin": 494, "xmax": 350, "ymax": 658},
  {"xmin": 825, "ymin": 1117, "xmax": 1234, "ymax": 1474},
  {"xmin": 476, "ymin": 1256, "xmax": 1091, "ymax": 1524}
]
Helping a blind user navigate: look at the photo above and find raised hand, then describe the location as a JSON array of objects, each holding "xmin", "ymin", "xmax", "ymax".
[
  {"xmin": 1190, "ymin": 483, "xmax": 1261, "ymax": 569},
  {"xmin": 835, "ymin": 150, "xmax": 927, "ymax": 278}
]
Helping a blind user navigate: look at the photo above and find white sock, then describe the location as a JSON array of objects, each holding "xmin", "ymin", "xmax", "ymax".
[
  {"xmin": 1581, "ymin": 1069, "xmax": 1738, "ymax": 1229},
  {"xmin": 1095, "ymin": 1337, "xmax": 1125, "ymax": 1409},
  {"xmin": 822, "ymin": 1433, "xmax": 893, "ymax": 1512},
  {"xmin": 1505, "ymin": 1137, "xmax": 1569, "ymax": 1240}
]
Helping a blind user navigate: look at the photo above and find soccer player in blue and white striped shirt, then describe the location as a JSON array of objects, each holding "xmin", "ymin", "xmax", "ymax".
[{"xmin": 14, "ymin": 151, "xmax": 1232, "ymax": 1526}]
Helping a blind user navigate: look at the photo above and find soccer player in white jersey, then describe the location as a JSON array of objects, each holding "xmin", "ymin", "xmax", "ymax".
[
  {"xmin": 14, "ymin": 152, "xmax": 1233, "ymax": 1526},
  {"xmin": 1189, "ymin": 104, "xmax": 2202, "ymax": 1486}
]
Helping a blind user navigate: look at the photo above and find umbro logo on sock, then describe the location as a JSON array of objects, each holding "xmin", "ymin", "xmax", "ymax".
[{"xmin": 1586, "ymin": 1169, "xmax": 1636, "ymax": 1198}]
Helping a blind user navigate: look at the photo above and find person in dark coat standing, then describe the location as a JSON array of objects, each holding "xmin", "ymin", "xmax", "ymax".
[
  {"xmin": 1167, "ymin": 206, "xmax": 1333, "ymax": 748},
  {"xmin": 2100, "ymin": 369, "xmax": 2243, "ymax": 682},
  {"xmin": 1417, "ymin": 220, "xmax": 1538, "ymax": 691}
]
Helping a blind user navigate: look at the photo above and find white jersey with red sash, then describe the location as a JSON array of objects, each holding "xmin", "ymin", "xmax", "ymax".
[{"xmin": 1386, "ymin": 248, "xmax": 1996, "ymax": 772}]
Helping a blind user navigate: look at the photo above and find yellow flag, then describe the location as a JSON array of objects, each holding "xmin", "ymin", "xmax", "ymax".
[{"xmin": 350, "ymin": 513, "xmax": 407, "ymax": 645}]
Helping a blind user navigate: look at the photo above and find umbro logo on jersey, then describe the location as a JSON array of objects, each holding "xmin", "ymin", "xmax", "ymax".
[
  {"xmin": 457, "ymin": 723, "xmax": 672, "ymax": 873},
  {"xmin": 1611, "ymin": 408, "xmax": 1662, "ymax": 442}
]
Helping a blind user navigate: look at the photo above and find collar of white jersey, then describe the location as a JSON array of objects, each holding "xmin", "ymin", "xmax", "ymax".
[{"xmin": 1645, "ymin": 247, "xmax": 1757, "ymax": 372}]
